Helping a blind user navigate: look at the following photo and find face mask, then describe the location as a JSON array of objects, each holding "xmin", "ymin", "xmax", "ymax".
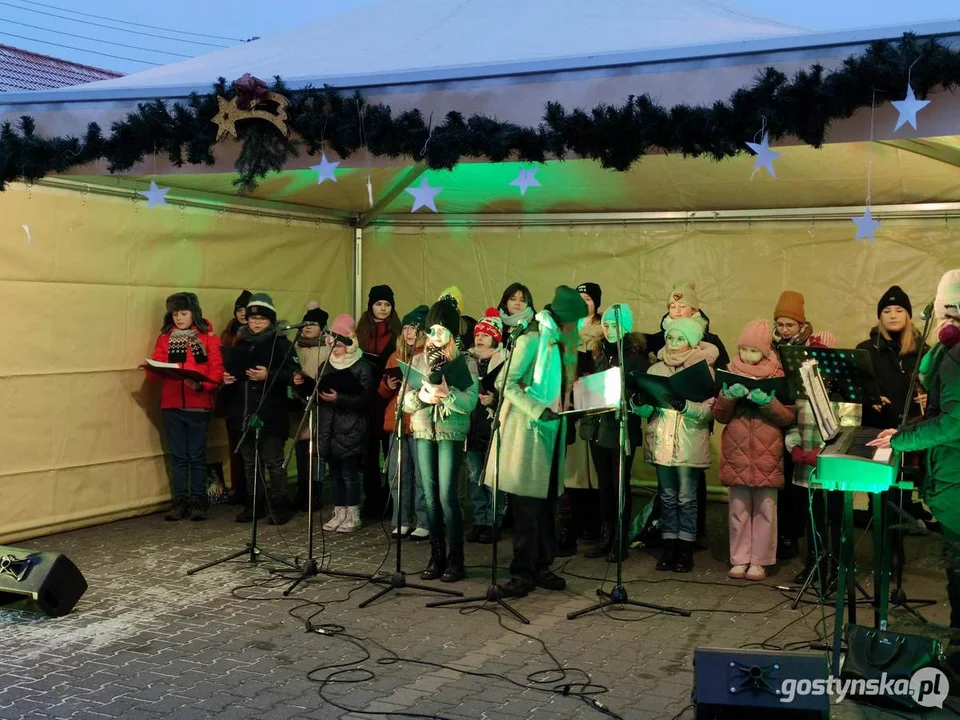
[
  {"xmin": 939, "ymin": 322, "xmax": 960, "ymax": 348},
  {"xmin": 427, "ymin": 324, "xmax": 451, "ymax": 346}
]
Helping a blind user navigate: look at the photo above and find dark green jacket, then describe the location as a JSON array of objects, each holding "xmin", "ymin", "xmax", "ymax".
[{"xmin": 892, "ymin": 342, "xmax": 960, "ymax": 489}]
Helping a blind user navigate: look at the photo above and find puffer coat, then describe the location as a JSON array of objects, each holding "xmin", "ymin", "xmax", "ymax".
[
  {"xmin": 316, "ymin": 357, "xmax": 375, "ymax": 460},
  {"xmin": 713, "ymin": 392, "xmax": 795, "ymax": 488}
]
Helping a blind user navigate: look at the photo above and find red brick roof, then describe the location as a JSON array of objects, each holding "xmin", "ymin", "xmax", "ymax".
[{"xmin": 0, "ymin": 44, "xmax": 122, "ymax": 92}]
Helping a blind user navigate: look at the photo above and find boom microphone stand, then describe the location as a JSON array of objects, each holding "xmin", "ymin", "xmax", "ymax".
[
  {"xmin": 426, "ymin": 323, "xmax": 528, "ymax": 623},
  {"xmin": 188, "ymin": 326, "xmax": 301, "ymax": 576},
  {"xmin": 569, "ymin": 306, "xmax": 690, "ymax": 621},
  {"xmin": 359, "ymin": 329, "xmax": 462, "ymax": 608}
]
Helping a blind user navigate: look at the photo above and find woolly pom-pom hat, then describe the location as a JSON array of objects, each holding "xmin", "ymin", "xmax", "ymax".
[
  {"xmin": 326, "ymin": 314, "xmax": 358, "ymax": 351},
  {"xmin": 664, "ymin": 316, "xmax": 705, "ymax": 347},
  {"xmin": 774, "ymin": 290, "xmax": 806, "ymax": 324},
  {"xmin": 426, "ymin": 297, "xmax": 460, "ymax": 335},
  {"xmin": 438, "ymin": 286, "xmax": 465, "ymax": 313},
  {"xmin": 246, "ymin": 292, "xmax": 277, "ymax": 323},
  {"xmin": 934, "ymin": 269, "xmax": 960, "ymax": 321},
  {"xmin": 600, "ymin": 303, "xmax": 633, "ymax": 334},
  {"xmin": 668, "ymin": 282, "xmax": 699, "ymax": 310},
  {"xmin": 738, "ymin": 319, "xmax": 774, "ymax": 356},
  {"xmin": 474, "ymin": 307, "xmax": 503, "ymax": 344},
  {"xmin": 302, "ymin": 300, "xmax": 329, "ymax": 328}
]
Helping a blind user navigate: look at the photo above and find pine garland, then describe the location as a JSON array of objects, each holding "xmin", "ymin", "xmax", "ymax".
[{"xmin": 1, "ymin": 33, "xmax": 958, "ymax": 195}]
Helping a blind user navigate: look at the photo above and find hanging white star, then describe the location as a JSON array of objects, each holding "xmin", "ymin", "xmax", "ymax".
[
  {"xmin": 745, "ymin": 131, "xmax": 780, "ymax": 178},
  {"xmin": 510, "ymin": 167, "xmax": 540, "ymax": 196},
  {"xmin": 310, "ymin": 153, "xmax": 340, "ymax": 184},
  {"xmin": 406, "ymin": 176, "xmax": 442, "ymax": 213},
  {"xmin": 852, "ymin": 205, "xmax": 882, "ymax": 242},
  {"xmin": 891, "ymin": 84, "xmax": 930, "ymax": 132},
  {"xmin": 138, "ymin": 180, "xmax": 170, "ymax": 208}
]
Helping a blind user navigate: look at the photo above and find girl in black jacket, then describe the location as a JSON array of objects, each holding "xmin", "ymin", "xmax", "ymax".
[{"xmin": 579, "ymin": 303, "xmax": 649, "ymax": 561}]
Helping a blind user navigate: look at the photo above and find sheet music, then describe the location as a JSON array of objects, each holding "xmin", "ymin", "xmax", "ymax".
[
  {"xmin": 562, "ymin": 367, "xmax": 621, "ymax": 415},
  {"xmin": 799, "ymin": 360, "xmax": 839, "ymax": 441}
]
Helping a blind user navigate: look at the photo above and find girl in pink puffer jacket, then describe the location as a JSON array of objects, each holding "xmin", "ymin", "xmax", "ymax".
[{"xmin": 713, "ymin": 320, "xmax": 796, "ymax": 581}]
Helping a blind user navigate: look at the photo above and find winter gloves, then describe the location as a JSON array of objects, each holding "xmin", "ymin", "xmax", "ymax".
[
  {"xmin": 790, "ymin": 446, "xmax": 821, "ymax": 467},
  {"xmin": 720, "ymin": 383, "xmax": 774, "ymax": 406}
]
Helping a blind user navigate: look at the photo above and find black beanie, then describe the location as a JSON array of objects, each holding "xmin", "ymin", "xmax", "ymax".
[
  {"xmin": 367, "ymin": 285, "xmax": 395, "ymax": 311},
  {"xmin": 577, "ymin": 282, "xmax": 601, "ymax": 312},
  {"xmin": 234, "ymin": 289, "xmax": 252, "ymax": 311},
  {"xmin": 426, "ymin": 297, "xmax": 460, "ymax": 335},
  {"xmin": 302, "ymin": 301, "xmax": 329, "ymax": 328},
  {"xmin": 877, "ymin": 285, "xmax": 912, "ymax": 318}
]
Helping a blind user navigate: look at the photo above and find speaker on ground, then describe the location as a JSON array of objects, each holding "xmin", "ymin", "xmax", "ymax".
[{"xmin": 0, "ymin": 545, "xmax": 87, "ymax": 617}]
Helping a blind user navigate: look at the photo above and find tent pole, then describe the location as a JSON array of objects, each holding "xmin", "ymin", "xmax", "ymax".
[
  {"xmin": 357, "ymin": 163, "xmax": 428, "ymax": 229},
  {"xmin": 353, "ymin": 224, "xmax": 363, "ymax": 318}
]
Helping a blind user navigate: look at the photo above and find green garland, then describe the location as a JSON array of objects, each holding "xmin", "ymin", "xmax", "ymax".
[{"xmin": 1, "ymin": 33, "xmax": 958, "ymax": 194}]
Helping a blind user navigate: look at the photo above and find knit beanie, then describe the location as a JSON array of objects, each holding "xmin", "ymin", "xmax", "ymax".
[
  {"xmin": 877, "ymin": 286, "xmax": 912, "ymax": 318},
  {"xmin": 234, "ymin": 289, "xmax": 252, "ymax": 311},
  {"xmin": 246, "ymin": 292, "xmax": 278, "ymax": 323},
  {"xmin": 774, "ymin": 290, "xmax": 806, "ymax": 324},
  {"xmin": 667, "ymin": 282, "xmax": 700, "ymax": 311},
  {"xmin": 327, "ymin": 314, "xmax": 358, "ymax": 351},
  {"xmin": 600, "ymin": 303, "xmax": 633, "ymax": 334},
  {"xmin": 474, "ymin": 307, "xmax": 503, "ymax": 344},
  {"xmin": 546, "ymin": 285, "xmax": 589, "ymax": 325},
  {"xmin": 402, "ymin": 304, "xmax": 429, "ymax": 329},
  {"xmin": 738, "ymin": 319, "xmax": 774, "ymax": 355},
  {"xmin": 302, "ymin": 300, "xmax": 329, "ymax": 328},
  {"xmin": 438, "ymin": 286, "xmax": 465, "ymax": 313},
  {"xmin": 664, "ymin": 316, "xmax": 705, "ymax": 347},
  {"xmin": 426, "ymin": 297, "xmax": 460, "ymax": 335},
  {"xmin": 367, "ymin": 285, "xmax": 395, "ymax": 311},
  {"xmin": 577, "ymin": 282, "xmax": 602, "ymax": 312},
  {"xmin": 164, "ymin": 292, "xmax": 209, "ymax": 333},
  {"xmin": 934, "ymin": 269, "xmax": 960, "ymax": 321}
]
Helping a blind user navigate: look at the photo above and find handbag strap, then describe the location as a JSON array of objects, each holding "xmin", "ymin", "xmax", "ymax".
[{"xmin": 863, "ymin": 631, "xmax": 906, "ymax": 668}]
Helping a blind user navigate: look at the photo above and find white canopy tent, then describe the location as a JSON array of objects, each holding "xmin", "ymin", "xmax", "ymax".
[{"xmin": 2, "ymin": 1, "xmax": 959, "ymax": 541}]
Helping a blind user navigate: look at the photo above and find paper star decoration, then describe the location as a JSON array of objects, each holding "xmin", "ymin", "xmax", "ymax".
[
  {"xmin": 852, "ymin": 206, "xmax": 882, "ymax": 242},
  {"xmin": 745, "ymin": 131, "xmax": 780, "ymax": 178},
  {"xmin": 310, "ymin": 153, "xmax": 340, "ymax": 184},
  {"xmin": 891, "ymin": 84, "xmax": 930, "ymax": 132},
  {"xmin": 510, "ymin": 167, "xmax": 540, "ymax": 196},
  {"xmin": 138, "ymin": 181, "xmax": 170, "ymax": 208},
  {"xmin": 406, "ymin": 177, "xmax": 442, "ymax": 213}
]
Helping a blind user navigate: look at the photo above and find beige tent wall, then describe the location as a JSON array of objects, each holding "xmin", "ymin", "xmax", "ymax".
[
  {"xmin": 364, "ymin": 218, "xmax": 960, "ymax": 485},
  {"xmin": 0, "ymin": 183, "xmax": 352, "ymax": 543}
]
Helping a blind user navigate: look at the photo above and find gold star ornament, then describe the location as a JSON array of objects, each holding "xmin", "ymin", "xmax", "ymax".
[{"xmin": 212, "ymin": 92, "xmax": 291, "ymax": 142}]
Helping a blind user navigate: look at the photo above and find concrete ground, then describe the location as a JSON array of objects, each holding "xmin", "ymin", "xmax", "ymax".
[{"xmin": 1, "ymin": 495, "xmax": 957, "ymax": 720}]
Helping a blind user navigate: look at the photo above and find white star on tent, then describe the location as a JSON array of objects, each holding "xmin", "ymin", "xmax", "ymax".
[
  {"xmin": 138, "ymin": 181, "xmax": 170, "ymax": 208},
  {"xmin": 406, "ymin": 176, "xmax": 442, "ymax": 213},
  {"xmin": 745, "ymin": 131, "xmax": 780, "ymax": 178},
  {"xmin": 510, "ymin": 167, "xmax": 540, "ymax": 196},
  {"xmin": 891, "ymin": 84, "xmax": 930, "ymax": 132},
  {"xmin": 310, "ymin": 153, "xmax": 340, "ymax": 184},
  {"xmin": 852, "ymin": 205, "xmax": 882, "ymax": 242}
]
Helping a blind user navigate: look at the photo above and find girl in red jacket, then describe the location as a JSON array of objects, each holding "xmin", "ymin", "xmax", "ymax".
[
  {"xmin": 712, "ymin": 320, "xmax": 795, "ymax": 580},
  {"xmin": 147, "ymin": 292, "xmax": 224, "ymax": 521}
]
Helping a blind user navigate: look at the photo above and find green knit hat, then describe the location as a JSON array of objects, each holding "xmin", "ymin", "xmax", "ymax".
[
  {"xmin": 402, "ymin": 304, "xmax": 429, "ymax": 329},
  {"xmin": 545, "ymin": 285, "xmax": 588, "ymax": 325},
  {"xmin": 246, "ymin": 292, "xmax": 277, "ymax": 323}
]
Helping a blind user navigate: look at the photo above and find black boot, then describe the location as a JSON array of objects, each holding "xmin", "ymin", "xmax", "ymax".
[
  {"xmin": 164, "ymin": 499, "xmax": 189, "ymax": 521},
  {"xmin": 422, "ymin": 540, "xmax": 446, "ymax": 581},
  {"xmin": 656, "ymin": 539, "xmax": 676, "ymax": 571},
  {"xmin": 584, "ymin": 524, "xmax": 612, "ymax": 559},
  {"xmin": 777, "ymin": 536, "xmax": 798, "ymax": 560},
  {"xmin": 441, "ymin": 543, "xmax": 465, "ymax": 583},
  {"xmin": 189, "ymin": 497, "xmax": 209, "ymax": 521},
  {"xmin": 556, "ymin": 517, "xmax": 577, "ymax": 557},
  {"xmin": 267, "ymin": 496, "xmax": 295, "ymax": 525},
  {"xmin": 673, "ymin": 540, "xmax": 694, "ymax": 573}
]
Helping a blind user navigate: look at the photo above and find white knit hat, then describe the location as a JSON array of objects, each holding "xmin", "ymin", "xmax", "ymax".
[{"xmin": 934, "ymin": 269, "xmax": 960, "ymax": 320}]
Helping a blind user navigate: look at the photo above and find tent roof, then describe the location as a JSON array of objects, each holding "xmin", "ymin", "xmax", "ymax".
[{"xmin": 76, "ymin": 0, "xmax": 804, "ymax": 94}]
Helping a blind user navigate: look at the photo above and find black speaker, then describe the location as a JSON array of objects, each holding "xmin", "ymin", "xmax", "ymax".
[
  {"xmin": 0, "ymin": 545, "xmax": 87, "ymax": 617},
  {"xmin": 693, "ymin": 647, "xmax": 831, "ymax": 719}
]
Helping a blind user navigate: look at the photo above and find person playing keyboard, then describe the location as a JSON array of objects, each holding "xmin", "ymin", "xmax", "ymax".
[{"xmin": 869, "ymin": 269, "xmax": 960, "ymax": 675}]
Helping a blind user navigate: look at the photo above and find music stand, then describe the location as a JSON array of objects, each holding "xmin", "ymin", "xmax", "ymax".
[
  {"xmin": 778, "ymin": 346, "xmax": 879, "ymax": 406},
  {"xmin": 568, "ymin": 306, "xmax": 691, "ymax": 621}
]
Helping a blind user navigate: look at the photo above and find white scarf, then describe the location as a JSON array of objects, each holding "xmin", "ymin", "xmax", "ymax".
[{"xmin": 525, "ymin": 310, "xmax": 562, "ymax": 412}]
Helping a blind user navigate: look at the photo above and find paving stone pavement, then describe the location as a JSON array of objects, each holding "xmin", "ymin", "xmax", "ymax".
[{"xmin": 1, "ymin": 499, "xmax": 957, "ymax": 719}]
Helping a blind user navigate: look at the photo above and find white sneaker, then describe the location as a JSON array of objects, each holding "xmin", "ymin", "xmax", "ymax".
[
  {"xmin": 323, "ymin": 507, "xmax": 346, "ymax": 532},
  {"xmin": 337, "ymin": 506, "xmax": 361, "ymax": 533},
  {"xmin": 391, "ymin": 526, "xmax": 410, "ymax": 538},
  {"xmin": 728, "ymin": 564, "xmax": 748, "ymax": 580},
  {"xmin": 410, "ymin": 527, "xmax": 430, "ymax": 540},
  {"xmin": 745, "ymin": 565, "xmax": 767, "ymax": 581}
]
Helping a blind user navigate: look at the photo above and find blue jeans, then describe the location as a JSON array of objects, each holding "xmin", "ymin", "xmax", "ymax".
[
  {"xmin": 656, "ymin": 465, "xmax": 698, "ymax": 542},
  {"xmin": 416, "ymin": 439, "xmax": 464, "ymax": 544},
  {"xmin": 386, "ymin": 434, "xmax": 428, "ymax": 528},
  {"xmin": 329, "ymin": 455, "xmax": 361, "ymax": 507},
  {"xmin": 161, "ymin": 409, "xmax": 210, "ymax": 503},
  {"xmin": 466, "ymin": 450, "xmax": 504, "ymax": 527}
]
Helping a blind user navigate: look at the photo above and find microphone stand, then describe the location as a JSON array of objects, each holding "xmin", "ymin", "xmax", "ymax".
[
  {"xmin": 427, "ymin": 323, "xmax": 528, "ymax": 623},
  {"xmin": 359, "ymin": 328, "xmax": 463, "ymax": 608},
  {"xmin": 569, "ymin": 306, "xmax": 690, "ymax": 621},
  {"xmin": 885, "ymin": 309, "xmax": 937, "ymax": 618},
  {"xmin": 189, "ymin": 325, "xmax": 301, "ymax": 576}
]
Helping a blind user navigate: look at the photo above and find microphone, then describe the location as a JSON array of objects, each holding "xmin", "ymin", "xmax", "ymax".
[
  {"xmin": 322, "ymin": 329, "xmax": 354, "ymax": 347},
  {"xmin": 921, "ymin": 301, "xmax": 935, "ymax": 320},
  {"xmin": 507, "ymin": 320, "xmax": 529, "ymax": 345},
  {"xmin": 278, "ymin": 321, "xmax": 320, "ymax": 331}
]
